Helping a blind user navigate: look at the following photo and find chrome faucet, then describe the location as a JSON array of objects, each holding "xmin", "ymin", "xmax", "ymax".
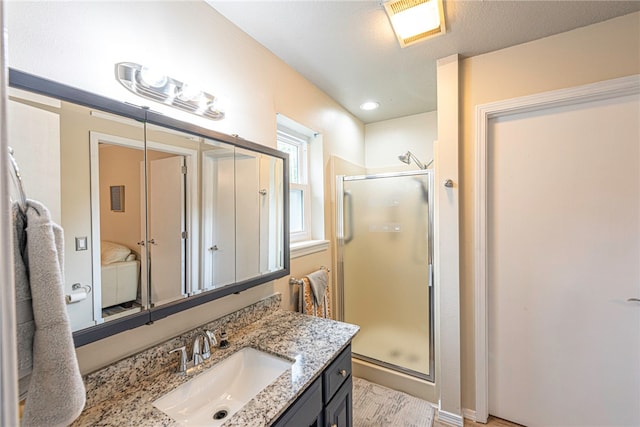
[{"xmin": 169, "ymin": 329, "xmax": 224, "ymax": 374}]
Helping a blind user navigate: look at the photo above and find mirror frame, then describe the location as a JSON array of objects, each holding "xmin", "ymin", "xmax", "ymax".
[{"xmin": 9, "ymin": 69, "xmax": 290, "ymax": 347}]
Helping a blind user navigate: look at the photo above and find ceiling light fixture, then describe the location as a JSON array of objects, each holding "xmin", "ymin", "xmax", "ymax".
[
  {"xmin": 115, "ymin": 62, "xmax": 226, "ymax": 120},
  {"xmin": 383, "ymin": 0, "xmax": 446, "ymax": 48},
  {"xmin": 360, "ymin": 101, "xmax": 380, "ymax": 111}
]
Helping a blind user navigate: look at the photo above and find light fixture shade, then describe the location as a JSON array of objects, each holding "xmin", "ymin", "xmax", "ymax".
[
  {"xmin": 115, "ymin": 62, "xmax": 225, "ymax": 120},
  {"xmin": 384, "ymin": 0, "xmax": 446, "ymax": 48}
]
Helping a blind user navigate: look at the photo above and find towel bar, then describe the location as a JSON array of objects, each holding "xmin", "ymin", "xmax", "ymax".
[
  {"xmin": 289, "ymin": 266, "xmax": 330, "ymax": 286},
  {"xmin": 289, "ymin": 277, "xmax": 305, "ymax": 286}
]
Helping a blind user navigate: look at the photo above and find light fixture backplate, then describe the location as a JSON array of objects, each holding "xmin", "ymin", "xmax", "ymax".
[{"xmin": 115, "ymin": 62, "xmax": 225, "ymax": 120}]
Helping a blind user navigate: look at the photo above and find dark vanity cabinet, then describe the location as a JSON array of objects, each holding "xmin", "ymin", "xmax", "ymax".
[
  {"xmin": 324, "ymin": 377, "xmax": 353, "ymax": 427},
  {"xmin": 274, "ymin": 345, "xmax": 353, "ymax": 427},
  {"xmin": 322, "ymin": 345, "xmax": 353, "ymax": 427}
]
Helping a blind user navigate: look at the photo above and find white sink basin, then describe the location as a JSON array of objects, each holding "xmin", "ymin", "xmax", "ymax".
[{"xmin": 153, "ymin": 347, "xmax": 293, "ymax": 426}]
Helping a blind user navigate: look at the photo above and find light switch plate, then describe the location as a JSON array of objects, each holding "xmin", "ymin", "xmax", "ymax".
[{"xmin": 75, "ymin": 237, "xmax": 88, "ymax": 251}]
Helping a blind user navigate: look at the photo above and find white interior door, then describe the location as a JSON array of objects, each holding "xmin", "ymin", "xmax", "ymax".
[
  {"xmin": 488, "ymin": 93, "xmax": 640, "ymax": 426},
  {"xmin": 148, "ymin": 155, "xmax": 186, "ymax": 306},
  {"xmin": 235, "ymin": 149, "xmax": 260, "ymax": 282},
  {"xmin": 202, "ymin": 151, "xmax": 235, "ymax": 289}
]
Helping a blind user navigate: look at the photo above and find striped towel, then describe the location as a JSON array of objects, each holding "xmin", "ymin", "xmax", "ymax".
[{"xmin": 298, "ymin": 274, "xmax": 332, "ymax": 319}]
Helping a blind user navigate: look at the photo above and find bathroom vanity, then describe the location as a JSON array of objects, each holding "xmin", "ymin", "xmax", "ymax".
[
  {"xmin": 274, "ymin": 344, "xmax": 353, "ymax": 427},
  {"xmin": 72, "ymin": 294, "xmax": 359, "ymax": 426}
]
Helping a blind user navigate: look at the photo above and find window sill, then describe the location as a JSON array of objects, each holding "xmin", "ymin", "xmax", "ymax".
[{"xmin": 290, "ymin": 239, "xmax": 330, "ymax": 259}]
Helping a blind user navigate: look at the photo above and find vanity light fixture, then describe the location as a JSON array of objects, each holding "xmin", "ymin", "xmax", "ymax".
[
  {"xmin": 115, "ymin": 62, "xmax": 226, "ymax": 120},
  {"xmin": 383, "ymin": 0, "xmax": 446, "ymax": 48},
  {"xmin": 359, "ymin": 101, "xmax": 380, "ymax": 111}
]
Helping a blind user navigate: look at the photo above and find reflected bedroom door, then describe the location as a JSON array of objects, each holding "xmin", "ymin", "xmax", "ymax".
[{"xmin": 147, "ymin": 154, "xmax": 187, "ymax": 306}]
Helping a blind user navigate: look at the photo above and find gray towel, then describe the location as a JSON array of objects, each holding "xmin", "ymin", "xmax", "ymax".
[
  {"xmin": 16, "ymin": 200, "xmax": 86, "ymax": 427},
  {"xmin": 13, "ymin": 204, "xmax": 34, "ymax": 399},
  {"xmin": 306, "ymin": 269, "xmax": 328, "ymax": 309}
]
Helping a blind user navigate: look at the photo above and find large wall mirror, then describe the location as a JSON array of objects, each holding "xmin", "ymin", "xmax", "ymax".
[{"xmin": 8, "ymin": 70, "xmax": 289, "ymax": 345}]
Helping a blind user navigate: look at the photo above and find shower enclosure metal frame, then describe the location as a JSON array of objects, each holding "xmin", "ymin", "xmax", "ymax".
[{"xmin": 336, "ymin": 169, "xmax": 435, "ymax": 382}]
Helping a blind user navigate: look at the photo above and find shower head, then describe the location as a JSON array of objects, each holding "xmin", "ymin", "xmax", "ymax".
[
  {"xmin": 398, "ymin": 152, "xmax": 411, "ymax": 165},
  {"xmin": 398, "ymin": 151, "xmax": 432, "ymax": 170}
]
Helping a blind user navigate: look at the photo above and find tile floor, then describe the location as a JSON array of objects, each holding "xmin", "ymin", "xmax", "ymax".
[{"xmin": 353, "ymin": 375, "xmax": 522, "ymax": 427}]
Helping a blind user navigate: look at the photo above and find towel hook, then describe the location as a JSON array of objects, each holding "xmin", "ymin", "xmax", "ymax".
[{"xmin": 8, "ymin": 147, "xmax": 28, "ymax": 213}]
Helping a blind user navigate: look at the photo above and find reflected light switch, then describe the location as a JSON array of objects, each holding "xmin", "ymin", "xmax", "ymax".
[{"xmin": 75, "ymin": 237, "xmax": 88, "ymax": 251}]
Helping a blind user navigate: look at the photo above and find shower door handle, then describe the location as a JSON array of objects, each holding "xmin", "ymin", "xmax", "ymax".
[
  {"xmin": 343, "ymin": 190, "xmax": 354, "ymax": 244},
  {"xmin": 428, "ymin": 263, "xmax": 433, "ymax": 288}
]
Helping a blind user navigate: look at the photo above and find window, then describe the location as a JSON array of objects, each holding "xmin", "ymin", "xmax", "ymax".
[
  {"xmin": 276, "ymin": 114, "xmax": 328, "ymax": 257},
  {"xmin": 277, "ymin": 126, "xmax": 311, "ymax": 242}
]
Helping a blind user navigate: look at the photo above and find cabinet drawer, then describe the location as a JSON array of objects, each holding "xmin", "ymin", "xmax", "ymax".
[{"xmin": 323, "ymin": 345, "xmax": 352, "ymax": 402}]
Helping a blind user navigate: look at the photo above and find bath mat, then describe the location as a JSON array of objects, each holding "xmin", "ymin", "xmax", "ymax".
[{"xmin": 352, "ymin": 377, "xmax": 434, "ymax": 427}]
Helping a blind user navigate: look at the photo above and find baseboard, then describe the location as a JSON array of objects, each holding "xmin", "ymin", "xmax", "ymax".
[
  {"xmin": 463, "ymin": 408, "xmax": 477, "ymax": 422},
  {"xmin": 437, "ymin": 409, "xmax": 464, "ymax": 427}
]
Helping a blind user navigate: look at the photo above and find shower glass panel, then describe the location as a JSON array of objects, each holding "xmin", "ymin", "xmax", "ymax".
[{"xmin": 338, "ymin": 171, "xmax": 434, "ymax": 380}]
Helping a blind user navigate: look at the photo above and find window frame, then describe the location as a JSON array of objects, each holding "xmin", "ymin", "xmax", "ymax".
[{"xmin": 277, "ymin": 127, "xmax": 311, "ymax": 243}]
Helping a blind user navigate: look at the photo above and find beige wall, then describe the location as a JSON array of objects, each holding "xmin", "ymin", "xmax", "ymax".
[
  {"xmin": 365, "ymin": 111, "xmax": 437, "ymax": 174},
  {"xmin": 98, "ymin": 145, "xmax": 144, "ymax": 253},
  {"xmin": 459, "ymin": 12, "xmax": 640, "ymax": 411},
  {"xmin": 6, "ymin": 1, "xmax": 365, "ymax": 374}
]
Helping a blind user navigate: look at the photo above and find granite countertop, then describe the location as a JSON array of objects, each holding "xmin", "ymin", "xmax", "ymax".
[{"xmin": 73, "ymin": 309, "xmax": 359, "ymax": 426}]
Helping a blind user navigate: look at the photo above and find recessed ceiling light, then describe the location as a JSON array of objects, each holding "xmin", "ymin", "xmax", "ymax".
[{"xmin": 360, "ymin": 101, "xmax": 380, "ymax": 111}]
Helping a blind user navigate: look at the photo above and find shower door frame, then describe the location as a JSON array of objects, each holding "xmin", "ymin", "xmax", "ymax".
[{"xmin": 336, "ymin": 169, "xmax": 435, "ymax": 382}]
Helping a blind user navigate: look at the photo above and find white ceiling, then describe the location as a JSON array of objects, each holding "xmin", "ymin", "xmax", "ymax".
[{"xmin": 208, "ymin": 1, "xmax": 640, "ymax": 124}]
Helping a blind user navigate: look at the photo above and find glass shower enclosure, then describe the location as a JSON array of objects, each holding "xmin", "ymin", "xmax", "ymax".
[{"xmin": 337, "ymin": 170, "xmax": 434, "ymax": 381}]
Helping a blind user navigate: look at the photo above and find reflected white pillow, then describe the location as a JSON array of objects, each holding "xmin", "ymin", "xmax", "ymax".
[{"xmin": 101, "ymin": 241, "xmax": 132, "ymax": 265}]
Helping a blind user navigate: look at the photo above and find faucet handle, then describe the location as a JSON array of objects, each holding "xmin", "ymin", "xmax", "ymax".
[
  {"xmin": 169, "ymin": 346, "xmax": 188, "ymax": 373},
  {"xmin": 201, "ymin": 332, "xmax": 211, "ymax": 360},
  {"xmin": 218, "ymin": 330, "xmax": 229, "ymax": 349},
  {"xmin": 204, "ymin": 330, "xmax": 218, "ymax": 348}
]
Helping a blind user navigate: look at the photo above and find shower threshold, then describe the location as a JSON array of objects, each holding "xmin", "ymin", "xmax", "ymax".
[{"xmin": 352, "ymin": 353, "xmax": 433, "ymax": 383}]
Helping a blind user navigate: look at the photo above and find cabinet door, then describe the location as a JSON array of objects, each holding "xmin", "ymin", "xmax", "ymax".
[
  {"xmin": 273, "ymin": 378, "xmax": 323, "ymax": 427},
  {"xmin": 325, "ymin": 376, "xmax": 352, "ymax": 427}
]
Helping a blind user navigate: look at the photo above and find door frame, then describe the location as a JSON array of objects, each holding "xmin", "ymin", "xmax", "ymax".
[
  {"xmin": 473, "ymin": 74, "xmax": 640, "ymax": 423},
  {"xmin": 89, "ymin": 132, "xmax": 145, "ymax": 324},
  {"xmin": 0, "ymin": 1, "xmax": 19, "ymax": 420},
  {"xmin": 89, "ymin": 134, "xmax": 198, "ymax": 315}
]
